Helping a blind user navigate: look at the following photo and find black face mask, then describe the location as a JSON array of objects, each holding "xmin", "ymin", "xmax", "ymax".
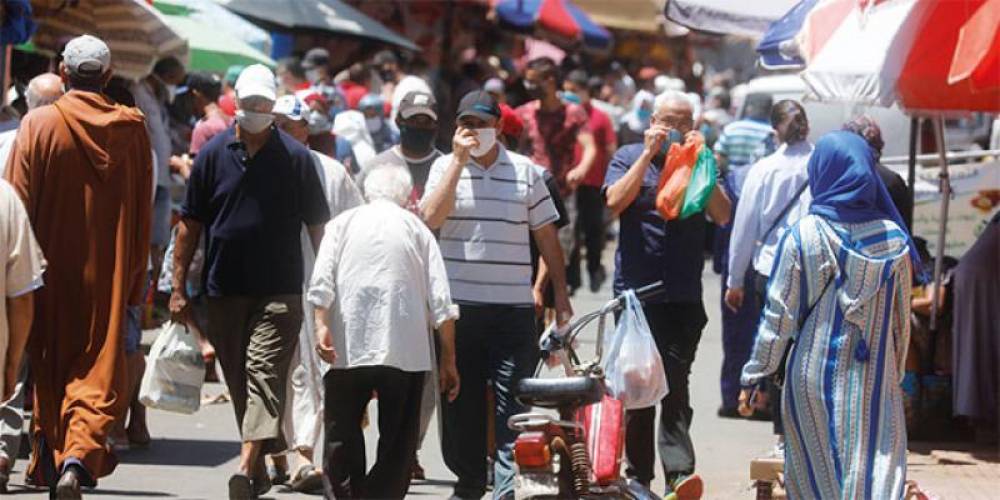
[
  {"xmin": 379, "ymin": 69, "xmax": 396, "ymax": 82},
  {"xmin": 399, "ymin": 125, "xmax": 436, "ymax": 155},
  {"xmin": 524, "ymin": 81, "xmax": 546, "ymax": 100}
]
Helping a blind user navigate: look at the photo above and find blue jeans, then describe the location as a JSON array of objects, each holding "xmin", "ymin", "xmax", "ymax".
[{"xmin": 442, "ymin": 305, "xmax": 538, "ymax": 499}]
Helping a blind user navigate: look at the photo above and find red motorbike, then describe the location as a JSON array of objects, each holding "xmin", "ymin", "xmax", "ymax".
[{"xmin": 508, "ymin": 282, "xmax": 664, "ymax": 500}]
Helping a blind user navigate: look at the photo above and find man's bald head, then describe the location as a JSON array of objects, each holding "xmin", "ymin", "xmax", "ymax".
[
  {"xmin": 652, "ymin": 91, "xmax": 694, "ymax": 133},
  {"xmin": 26, "ymin": 73, "xmax": 64, "ymax": 110}
]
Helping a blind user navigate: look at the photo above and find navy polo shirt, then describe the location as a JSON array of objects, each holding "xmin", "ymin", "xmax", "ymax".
[
  {"xmin": 603, "ymin": 144, "xmax": 706, "ymax": 303},
  {"xmin": 182, "ymin": 127, "xmax": 331, "ymax": 297}
]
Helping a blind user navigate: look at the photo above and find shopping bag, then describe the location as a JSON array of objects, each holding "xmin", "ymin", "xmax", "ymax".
[
  {"xmin": 139, "ymin": 321, "xmax": 205, "ymax": 414},
  {"xmin": 655, "ymin": 135, "xmax": 705, "ymax": 220},
  {"xmin": 679, "ymin": 147, "xmax": 718, "ymax": 219},
  {"xmin": 601, "ymin": 291, "xmax": 669, "ymax": 410}
]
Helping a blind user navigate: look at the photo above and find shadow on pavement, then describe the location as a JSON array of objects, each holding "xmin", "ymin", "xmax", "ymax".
[{"xmin": 117, "ymin": 438, "xmax": 240, "ymax": 467}]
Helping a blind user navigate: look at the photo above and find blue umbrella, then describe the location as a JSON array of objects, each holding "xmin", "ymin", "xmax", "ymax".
[
  {"xmin": 565, "ymin": 1, "xmax": 612, "ymax": 50},
  {"xmin": 757, "ymin": 0, "xmax": 818, "ymax": 69},
  {"xmin": 495, "ymin": 0, "xmax": 613, "ymax": 50}
]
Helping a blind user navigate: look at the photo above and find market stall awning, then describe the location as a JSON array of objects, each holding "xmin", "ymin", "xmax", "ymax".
[
  {"xmin": 664, "ymin": 0, "xmax": 800, "ymax": 37},
  {"xmin": 572, "ymin": 0, "xmax": 660, "ymax": 32},
  {"xmin": 30, "ymin": 0, "xmax": 188, "ymax": 80},
  {"xmin": 154, "ymin": 0, "xmax": 272, "ymax": 56},
  {"xmin": 159, "ymin": 13, "xmax": 274, "ymax": 73},
  {"xmin": 494, "ymin": 0, "xmax": 613, "ymax": 50},
  {"xmin": 214, "ymin": 0, "xmax": 419, "ymax": 52},
  {"xmin": 775, "ymin": 0, "xmax": 1000, "ymax": 113}
]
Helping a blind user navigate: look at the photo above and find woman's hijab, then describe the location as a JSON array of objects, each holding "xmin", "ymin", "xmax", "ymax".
[{"xmin": 807, "ymin": 130, "xmax": 924, "ymax": 277}]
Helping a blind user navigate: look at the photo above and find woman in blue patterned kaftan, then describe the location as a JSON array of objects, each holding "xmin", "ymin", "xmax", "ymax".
[{"xmin": 742, "ymin": 131, "xmax": 921, "ymax": 499}]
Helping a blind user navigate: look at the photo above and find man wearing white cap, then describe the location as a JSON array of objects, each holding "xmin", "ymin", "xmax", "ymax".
[
  {"xmin": 3, "ymin": 34, "xmax": 153, "ymax": 498},
  {"xmin": 170, "ymin": 64, "xmax": 331, "ymax": 499},
  {"xmin": 268, "ymin": 94, "xmax": 362, "ymax": 492}
]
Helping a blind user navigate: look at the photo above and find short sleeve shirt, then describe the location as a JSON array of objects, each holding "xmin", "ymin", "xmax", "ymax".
[
  {"xmin": 515, "ymin": 100, "xmax": 589, "ymax": 193},
  {"xmin": 421, "ymin": 146, "xmax": 558, "ymax": 305},
  {"xmin": 182, "ymin": 127, "xmax": 331, "ymax": 297},
  {"xmin": 577, "ymin": 104, "xmax": 616, "ymax": 188},
  {"xmin": 603, "ymin": 144, "xmax": 706, "ymax": 303}
]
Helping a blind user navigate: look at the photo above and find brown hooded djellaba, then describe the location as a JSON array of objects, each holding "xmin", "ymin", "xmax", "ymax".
[{"xmin": 3, "ymin": 89, "xmax": 152, "ymax": 483}]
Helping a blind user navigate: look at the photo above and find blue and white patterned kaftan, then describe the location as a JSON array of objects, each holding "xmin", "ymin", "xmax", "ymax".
[{"xmin": 742, "ymin": 214, "xmax": 912, "ymax": 500}]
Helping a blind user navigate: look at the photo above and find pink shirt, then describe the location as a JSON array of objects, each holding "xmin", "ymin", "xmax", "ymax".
[
  {"xmin": 515, "ymin": 100, "xmax": 589, "ymax": 194},
  {"xmin": 190, "ymin": 114, "xmax": 231, "ymax": 156}
]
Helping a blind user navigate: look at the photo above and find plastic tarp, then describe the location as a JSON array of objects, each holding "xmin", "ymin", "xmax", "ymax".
[{"xmin": 664, "ymin": 0, "xmax": 799, "ymax": 37}]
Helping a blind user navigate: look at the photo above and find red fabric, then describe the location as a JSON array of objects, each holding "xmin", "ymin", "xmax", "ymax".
[
  {"xmin": 575, "ymin": 395, "xmax": 625, "ymax": 486},
  {"xmin": 655, "ymin": 135, "xmax": 704, "ymax": 221},
  {"xmin": 537, "ymin": 0, "xmax": 580, "ymax": 39},
  {"xmin": 499, "ymin": 103, "xmax": 524, "ymax": 139},
  {"xmin": 897, "ymin": 0, "xmax": 999, "ymax": 112},
  {"xmin": 218, "ymin": 91, "xmax": 236, "ymax": 117},
  {"xmin": 514, "ymin": 100, "xmax": 589, "ymax": 194},
  {"xmin": 340, "ymin": 80, "xmax": 369, "ymax": 110},
  {"xmin": 576, "ymin": 103, "xmax": 615, "ymax": 187}
]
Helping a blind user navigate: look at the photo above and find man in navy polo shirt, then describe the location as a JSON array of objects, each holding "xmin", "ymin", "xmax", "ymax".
[
  {"xmin": 169, "ymin": 64, "xmax": 330, "ymax": 499},
  {"xmin": 604, "ymin": 92, "xmax": 731, "ymax": 499}
]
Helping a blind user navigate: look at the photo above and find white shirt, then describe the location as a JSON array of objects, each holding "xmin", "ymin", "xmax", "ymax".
[
  {"xmin": 727, "ymin": 141, "xmax": 814, "ymax": 289},
  {"xmin": 307, "ymin": 200, "xmax": 459, "ymax": 372},
  {"xmin": 309, "ymin": 151, "xmax": 363, "ymax": 216},
  {"xmin": 0, "ymin": 180, "xmax": 46, "ymax": 392},
  {"xmin": 421, "ymin": 146, "xmax": 559, "ymax": 305},
  {"xmin": 0, "ymin": 129, "xmax": 16, "ymax": 177}
]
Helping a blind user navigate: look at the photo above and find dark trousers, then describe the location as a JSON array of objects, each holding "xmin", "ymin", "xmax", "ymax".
[
  {"xmin": 719, "ymin": 268, "xmax": 763, "ymax": 411},
  {"xmin": 751, "ymin": 273, "xmax": 785, "ymax": 435},
  {"xmin": 624, "ymin": 302, "xmax": 707, "ymax": 485},
  {"xmin": 441, "ymin": 305, "xmax": 537, "ymax": 499},
  {"xmin": 322, "ymin": 366, "xmax": 425, "ymax": 500},
  {"xmin": 570, "ymin": 185, "xmax": 607, "ymax": 276}
]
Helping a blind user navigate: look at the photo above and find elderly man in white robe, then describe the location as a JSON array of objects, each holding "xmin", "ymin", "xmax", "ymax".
[{"xmin": 309, "ymin": 164, "xmax": 460, "ymax": 499}]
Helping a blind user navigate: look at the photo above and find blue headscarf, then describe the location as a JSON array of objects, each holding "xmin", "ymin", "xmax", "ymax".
[{"xmin": 807, "ymin": 131, "xmax": 924, "ymax": 278}]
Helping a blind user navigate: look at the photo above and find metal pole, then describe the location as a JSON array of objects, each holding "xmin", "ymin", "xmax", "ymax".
[
  {"xmin": 907, "ymin": 117, "xmax": 918, "ymax": 225},
  {"xmin": 929, "ymin": 117, "xmax": 951, "ymax": 330}
]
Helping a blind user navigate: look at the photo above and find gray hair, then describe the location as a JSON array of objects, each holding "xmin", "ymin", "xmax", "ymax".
[
  {"xmin": 654, "ymin": 90, "xmax": 693, "ymax": 114},
  {"xmin": 364, "ymin": 164, "xmax": 413, "ymax": 206},
  {"xmin": 25, "ymin": 73, "xmax": 63, "ymax": 110}
]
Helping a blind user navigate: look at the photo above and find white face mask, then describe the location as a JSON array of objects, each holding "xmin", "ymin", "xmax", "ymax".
[
  {"xmin": 366, "ymin": 116, "xmax": 383, "ymax": 133},
  {"xmin": 236, "ymin": 110, "xmax": 274, "ymax": 134},
  {"xmin": 165, "ymin": 84, "xmax": 177, "ymax": 104},
  {"xmin": 308, "ymin": 110, "xmax": 332, "ymax": 135},
  {"xmin": 471, "ymin": 128, "xmax": 496, "ymax": 157}
]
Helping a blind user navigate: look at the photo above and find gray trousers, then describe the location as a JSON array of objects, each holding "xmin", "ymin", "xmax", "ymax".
[
  {"xmin": 0, "ymin": 361, "xmax": 29, "ymax": 464},
  {"xmin": 207, "ymin": 295, "xmax": 303, "ymax": 455}
]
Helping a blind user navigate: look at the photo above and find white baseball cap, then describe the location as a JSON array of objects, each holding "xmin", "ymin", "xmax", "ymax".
[
  {"xmin": 62, "ymin": 35, "xmax": 111, "ymax": 76},
  {"xmin": 234, "ymin": 64, "xmax": 277, "ymax": 102},
  {"xmin": 272, "ymin": 94, "xmax": 308, "ymax": 122}
]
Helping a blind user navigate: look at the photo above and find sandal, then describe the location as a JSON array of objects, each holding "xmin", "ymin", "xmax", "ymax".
[{"xmin": 289, "ymin": 464, "xmax": 323, "ymax": 493}]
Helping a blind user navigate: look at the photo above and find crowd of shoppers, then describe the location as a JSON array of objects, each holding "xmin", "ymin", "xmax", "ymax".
[{"xmin": 0, "ymin": 29, "xmax": 934, "ymax": 500}]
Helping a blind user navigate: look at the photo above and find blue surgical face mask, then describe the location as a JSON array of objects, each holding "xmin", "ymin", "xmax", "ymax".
[
  {"xmin": 637, "ymin": 108, "xmax": 651, "ymax": 122},
  {"xmin": 561, "ymin": 91, "xmax": 581, "ymax": 105},
  {"xmin": 660, "ymin": 129, "xmax": 684, "ymax": 155}
]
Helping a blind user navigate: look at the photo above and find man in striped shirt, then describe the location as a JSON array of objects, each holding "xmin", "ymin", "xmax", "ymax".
[{"xmin": 421, "ymin": 90, "xmax": 572, "ymax": 500}]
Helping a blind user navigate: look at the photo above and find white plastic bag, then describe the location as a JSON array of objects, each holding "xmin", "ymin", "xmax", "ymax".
[
  {"xmin": 139, "ymin": 321, "xmax": 205, "ymax": 414},
  {"xmin": 602, "ymin": 291, "xmax": 669, "ymax": 409}
]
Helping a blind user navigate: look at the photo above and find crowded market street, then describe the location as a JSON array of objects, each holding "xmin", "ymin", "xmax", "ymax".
[{"xmin": 0, "ymin": 263, "xmax": 991, "ymax": 499}]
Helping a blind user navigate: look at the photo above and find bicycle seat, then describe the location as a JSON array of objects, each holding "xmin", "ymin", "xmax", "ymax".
[{"xmin": 515, "ymin": 376, "xmax": 604, "ymax": 409}]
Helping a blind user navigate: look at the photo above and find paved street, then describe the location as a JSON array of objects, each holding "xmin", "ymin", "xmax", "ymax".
[{"xmin": 1, "ymin": 258, "xmax": 995, "ymax": 499}]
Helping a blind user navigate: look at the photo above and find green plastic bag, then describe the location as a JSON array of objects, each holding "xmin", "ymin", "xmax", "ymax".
[{"xmin": 679, "ymin": 146, "xmax": 718, "ymax": 219}]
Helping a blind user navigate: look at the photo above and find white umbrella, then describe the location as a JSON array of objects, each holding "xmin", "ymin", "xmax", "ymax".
[
  {"xmin": 31, "ymin": 0, "xmax": 188, "ymax": 80},
  {"xmin": 663, "ymin": 0, "xmax": 800, "ymax": 37}
]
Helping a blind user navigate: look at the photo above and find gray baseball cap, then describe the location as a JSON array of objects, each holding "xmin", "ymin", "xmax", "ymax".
[{"xmin": 62, "ymin": 35, "xmax": 111, "ymax": 76}]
